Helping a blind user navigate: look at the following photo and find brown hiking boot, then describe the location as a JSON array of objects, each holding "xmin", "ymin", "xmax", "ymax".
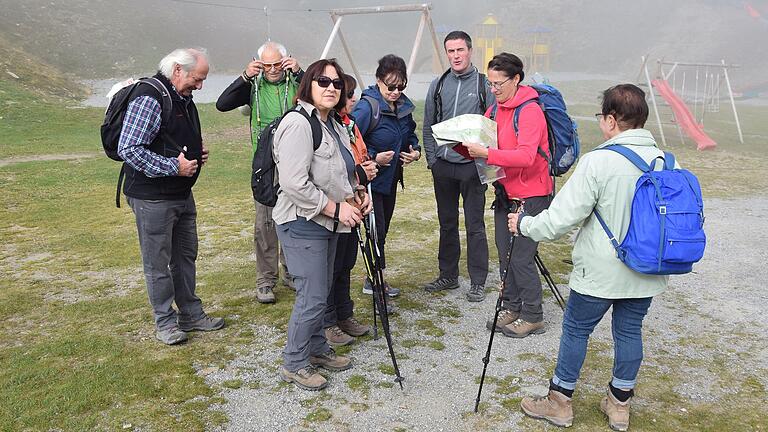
[
  {"xmin": 486, "ymin": 309, "xmax": 520, "ymax": 332},
  {"xmin": 337, "ymin": 317, "xmax": 371, "ymax": 337},
  {"xmin": 601, "ymin": 390, "xmax": 631, "ymax": 431},
  {"xmin": 521, "ymin": 390, "xmax": 574, "ymax": 428},
  {"xmin": 279, "ymin": 366, "xmax": 327, "ymax": 391},
  {"xmin": 310, "ymin": 348, "xmax": 352, "ymax": 372},
  {"xmin": 324, "ymin": 325, "xmax": 354, "ymax": 346},
  {"xmin": 502, "ymin": 318, "xmax": 545, "ymax": 338},
  {"xmin": 256, "ymin": 285, "xmax": 276, "ymax": 304}
]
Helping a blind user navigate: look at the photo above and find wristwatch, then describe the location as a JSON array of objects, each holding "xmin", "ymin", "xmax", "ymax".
[{"xmin": 332, "ymin": 202, "xmax": 340, "ymax": 231}]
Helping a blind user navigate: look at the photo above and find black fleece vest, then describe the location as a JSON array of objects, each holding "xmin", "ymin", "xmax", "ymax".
[{"xmin": 123, "ymin": 73, "xmax": 203, "ymax": 200}]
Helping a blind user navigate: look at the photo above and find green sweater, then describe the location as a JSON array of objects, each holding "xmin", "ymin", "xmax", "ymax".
[
  {"xmin": 520, "ymin": 129, "xmax": 670, "ymax": 299},
  {"xmin": 250, "ymin": 74, "xmax": 299, "ymax": 153}
]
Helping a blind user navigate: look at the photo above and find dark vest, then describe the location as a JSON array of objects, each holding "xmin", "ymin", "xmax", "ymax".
[{"xmin": 123, "ymin": 73, "xmax": 203, "ymax": 200}]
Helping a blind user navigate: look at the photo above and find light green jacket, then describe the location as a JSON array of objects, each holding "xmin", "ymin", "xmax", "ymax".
[{"xmin": 520, "ymin": 129, "xmax": 669, "ymax": 299}]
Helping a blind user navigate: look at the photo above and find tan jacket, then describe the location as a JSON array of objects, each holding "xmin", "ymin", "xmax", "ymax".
[{"xmin": 272, "ymin": 99, "xmax": 355, "ymax": 232}]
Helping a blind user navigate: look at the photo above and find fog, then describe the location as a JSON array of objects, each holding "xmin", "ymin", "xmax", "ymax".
[{"xmin": 2, "ymin": 0, "xmax": 767, "ymax": 90}]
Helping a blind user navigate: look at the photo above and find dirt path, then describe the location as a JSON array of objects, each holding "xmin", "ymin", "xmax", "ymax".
[
  {"xmin": 0, "ymin": 152, "xmax": 100, "ymax": 168},
  {"xmin": 206, "ymin": 195, "xmax": 768, "ymax": 431}
]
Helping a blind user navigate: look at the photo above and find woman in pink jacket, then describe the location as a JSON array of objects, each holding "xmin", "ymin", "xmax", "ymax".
[{"xmin": 462, "ymin": 52, "xmax": 553, "ymax": 338}]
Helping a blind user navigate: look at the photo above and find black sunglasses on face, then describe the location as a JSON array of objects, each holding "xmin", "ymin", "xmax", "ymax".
[
  {"xmin": 314, "ymin": 76, "xmax": 344, "ymax": 90},
  {"xmin": 346, "ymin": 91, "xmax": 355, "ymax": 99},
  {"xmin": 384, "ymin": 82, "xmax": 407, "ymax": 92}
]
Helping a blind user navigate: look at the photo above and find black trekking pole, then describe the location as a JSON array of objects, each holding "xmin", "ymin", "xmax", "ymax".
[
  {"xmin": 534, "ymin": 253, "xmax": 566, "ymax": 311},
  {"xmin": 474, "ymin": 199, "xmax": 523, "ymax": 413}
]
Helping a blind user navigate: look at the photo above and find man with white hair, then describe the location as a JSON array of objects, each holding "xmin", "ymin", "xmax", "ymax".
[
  {"xmin": 118, "ymin": 47, "xmax": 225, "ymax": 345},
  {"xmin": 216, "ymin": 41, "xmax": 302, "ymax": 304}
]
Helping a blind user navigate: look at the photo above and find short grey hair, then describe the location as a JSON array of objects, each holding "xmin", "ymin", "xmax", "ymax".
[
  {"xmin": 158, "ymin": 47, "xmax": 209, "ymax": 79},
  {"xmin": 257, "ymin": 41, "xmax": 287, "ymax": 59}
]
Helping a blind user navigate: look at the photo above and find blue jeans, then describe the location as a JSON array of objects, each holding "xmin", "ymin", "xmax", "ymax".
[{"xmin": 552, "ymin": 290, "xmax": 653, "ymax": 391}]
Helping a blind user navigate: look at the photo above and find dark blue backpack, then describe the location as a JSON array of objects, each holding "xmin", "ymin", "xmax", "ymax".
[
  {"xmin": 491, "ymin": 83, "xmax": 580, "ymax": 177},
  {"xmin": 593, "ymin": 145, "xmax": 706, "ymax": 275}
]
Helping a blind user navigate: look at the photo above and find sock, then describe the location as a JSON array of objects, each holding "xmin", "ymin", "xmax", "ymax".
[
  {"xmin": 609, "ymin": 382, "xmax": 634, "ymax": 402},
  {"xmin": 549, "ymin": 379, "xmax": 574, "ymax": 398}
]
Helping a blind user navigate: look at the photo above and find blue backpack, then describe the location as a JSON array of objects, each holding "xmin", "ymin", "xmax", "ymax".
[
  {"xmin": 491, "ymin": 83, "xmax": 580, "ymax": 177},
  {"xmin": 593, "ymin": 145, "xmax": 706, "ymax": 275}
]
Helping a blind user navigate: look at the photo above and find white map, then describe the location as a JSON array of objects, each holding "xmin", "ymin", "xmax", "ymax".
[{"xmin": 431, "ymin": 114, "xmax": 506, "ymax": 184}]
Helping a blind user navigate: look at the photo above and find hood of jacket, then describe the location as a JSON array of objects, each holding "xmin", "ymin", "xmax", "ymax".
[{"xmin": 361, "ymin": 85, "xmax": 415, "ymax": 119}]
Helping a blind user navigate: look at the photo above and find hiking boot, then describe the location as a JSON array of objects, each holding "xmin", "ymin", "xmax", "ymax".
[
  {"xmin": 502, "ymin": 318, "xmax": 546, "ymax": 338},
  {"xmin": 337, "ymin": 317, "xmax": 371, "ymax": 337},
  {"xmin": 466, "ymin": 284, "xmax": 486, "ymax": 302},
  {"xmin": 324, "ymin": 325, "xmax": 355, "ymax": 347},
  {"xmin": 178, "ymin": 314, "xmax": 225, "ymax": 332},
  {"xmin": 310, "ymin": 348, "xmax": 353, "ymax": 372},
  {"xmin": 155, "ymin": 326, "xmax": 188, "ymax": 345},
  {"xmin": 486, "ymin": 309, "xmax": 520, "ymax": 332},
  {"xmin": 423, "ymin": 277, "xmax": 460, "ymax": 293},
  {"xmin": 601, "ymin": 390, "xmax": 631, "ymax": 431},
  {"xmin": 362, "ymin": 279, "xmax": 400, "ymax": 297},
  {"xmin": 281, "ymin": 265, "xmax": 296, "ymax": 291},
  {"xmin": 279, "ymin": 366, "xmax": 327, "ymax": 391},
  {"xmin": 256, "ymin": 285, "xmax": 276, "ymax": 304},
  {"xmin": 521, "ymin": 390, "xmax": 574, "ymax": 428}
]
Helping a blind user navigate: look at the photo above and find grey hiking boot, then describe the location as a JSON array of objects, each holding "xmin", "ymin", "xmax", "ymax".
[
  {"xmin": 178, "ymin": 314, "xmax": 225, "ymax": 332},
  {"xmin": 256, "ymin": 285, "xmax": 276, "ymax": 304},
  {"xmin": 601, "ymin": 390, "xmax": 631, "ymax": 431},
  {"xmin": 310, "ymin": 348, "xmax": 353, "ymax": 372},
  {"xmin": 156, "ymin": 326, "xmax": 188, "ymax": 345},
  {"xmin": 362, "ymin": 279, "xmax": 400, "ymax": 297},
  {"xmin": 521, "ymin": 390, "xmax": 574, "ymax": 428},
  {"xmin": 486, "ymin": 309, "xmax": 520, "ymax": 332},
  {"xmin": 337, "ymin": 317, "xmax": 371, "ymax": 337},
  {"xmin": 279, "ymin": 365, "xmax": 327, "ymax": 391},
  {"xmin": 466, "ymin": 284, "xmax": 486, "ymax": 302},
  {"xmin": 423, "ymin": 277, "xmax": 460, "ymax": 293},
  {"xmin": 502, "ymin": 318, "xmax": 546, "ymax": 338},
  {"xmin": 324, "ymin": 325, "xmax": 355, "ymax": 347}
]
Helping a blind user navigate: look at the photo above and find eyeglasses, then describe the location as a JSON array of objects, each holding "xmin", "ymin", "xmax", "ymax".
[
  {"xmin": 314, "ymin": 76, "xmax": 344, "ymax": 90},
  {"xmin": 346, "ymin": 91, "xmax": 355, "ymax": 99},
  {"xmin": 486, "ymin": 77, "xmax": 511, "ymax": 91},
  {"xmin": 594, "ymin": 113, "xmax": 604, "ymax": 119},
  {"xmin": 262, "ymin": 61, "xmax": 283, "ymax": 71},
  {"xmin": 383, "ymin": 82, "xmax": 407, "ymax": 92}
]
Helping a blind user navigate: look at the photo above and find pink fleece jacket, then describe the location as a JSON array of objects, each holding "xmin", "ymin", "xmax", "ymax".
[{"xmin": 486, "ymin": 85, "xmax": 553, "ymax": 199}]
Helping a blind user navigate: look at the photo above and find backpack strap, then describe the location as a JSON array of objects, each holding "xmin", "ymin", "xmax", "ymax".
[
  {"xmin": 477, "ymin": 73, "xmax": 487, "ymax": 113},
  {"xmin": 432, "ymin": 69, "xmax": 452, "ymax": 124},
  {"xmin": 598, "ymin": 145, "xmax": 651, "ymax": 172},
  {"xmin": 593, "ymin": 209, "xmax": 624, "ymax": 260},
  {"xmin": 359, "ymin": 95, "xmax": 381, "ymax": 135},
  {"xmin": 510, "ymin": 99, "xmax": 552, "ymax": 167},
  {"xmin": 292, "ymin": 106, "xmax": 323, "ymax": 150},
  {"xmin": 663, "ymin": 151, "xmax": 676, "ymax": 170}
]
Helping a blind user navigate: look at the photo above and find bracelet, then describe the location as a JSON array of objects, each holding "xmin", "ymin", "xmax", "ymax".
[{"xmin": 241, "ymin": 70, "xmax": 253, "ymax": 82}]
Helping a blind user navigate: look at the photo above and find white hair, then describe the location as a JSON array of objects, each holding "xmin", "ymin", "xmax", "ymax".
[
  {"xmin": 257, "ymin": 41, "xmax": 287, "ymax": 59},
  {"xmin": 158, "ymin": 47, "xmax": 209, "ymax": 79}
]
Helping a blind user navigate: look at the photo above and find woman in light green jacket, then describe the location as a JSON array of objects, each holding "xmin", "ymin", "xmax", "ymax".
[{"xmin": 509, "ymin": 84, "xmax": 669, "ymax": 431}]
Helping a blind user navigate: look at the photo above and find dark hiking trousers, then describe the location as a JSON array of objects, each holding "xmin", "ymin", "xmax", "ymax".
[
  {"xmin": 494, "ymin": 195, "xmax": 551, "ymax": 323},
  {"xmin": 431, "ymin": 159, "xmax": 489, "ymax": 285}
]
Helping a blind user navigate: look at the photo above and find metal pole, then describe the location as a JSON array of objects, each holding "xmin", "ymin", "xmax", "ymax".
[
  {"xmin": 644, "ymin": 57, "xmax": 667, "ymax": 146},
  {"xmin": 321, "ymin": 14, "xmax": 343, "ymax": 59},
  {"xmin": 407, "ymin": 11, "xmax": 427, "ymax": 82},
  {"xmin": 722, "ymin": 59, "xmax": 744, "ymax": 144}
]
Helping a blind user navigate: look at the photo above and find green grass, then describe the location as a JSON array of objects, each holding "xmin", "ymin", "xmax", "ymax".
[{"xmin": 2, "ymin": 73, "xmax": 768, "ymax": 431}]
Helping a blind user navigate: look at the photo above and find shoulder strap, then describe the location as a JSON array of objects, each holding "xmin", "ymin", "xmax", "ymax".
[
  {"xmin": 361, "ymin": 95, "xmax": 380, "ymax": 133},
  {"xmin": 598, "ymin": 145, "xmax": 651, "ymax": 172},
  {"xmin": 294, "ymin": 107, "xmax": 323, "ymax": 150},
  {"xmin": 512, "ymin": 99, "xmax": 538, "ymax": 136},
  {"xmin": 433, "ymin": 69, "xmax": 452, "ymax": 124},
  {"xmin": 489, "ymin": 103, "xmax": 498, "ymax": 121},
  {"xmin": 663, "ymin": 151, "xmax": 676, "ymax": 170},
  {"xmin": 477, "ymin": 73, "xmax": 487, "ymax": 113},
  {"xmin": 139, "ymin": 78, "xmax": 173, "ymax": 125},
  {"xmin": 593, "ymin": 209, "xmax": 622, "ymax": 257}
]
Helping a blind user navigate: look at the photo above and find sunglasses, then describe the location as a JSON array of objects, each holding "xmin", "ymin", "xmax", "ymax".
[
  {"xmin": 314, "ymin": 76, "xmax": 344, "ymax": 90},
  {"xmin": 346, "ymin": 91, "xmax": 355, "ymax": 99},
  {"xmin": 262, "ymin": 61, "xmax": 283, "ymax": 71},
  {"xmin": 383, "ymin": 82, "xmax": 407, "ymax": 92}
]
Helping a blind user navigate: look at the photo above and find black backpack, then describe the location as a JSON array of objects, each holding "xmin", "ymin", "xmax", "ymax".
[
  {"xmin": 433, "ymin": 69, "xmax": 487, "ymax": 123},
  {"xmin": 100, "ymin": 77, "xmax": 175, "ymax": 207},
  {"xmin": 251, "ymin": 106, "xmax": 322, "ymax": 207}
]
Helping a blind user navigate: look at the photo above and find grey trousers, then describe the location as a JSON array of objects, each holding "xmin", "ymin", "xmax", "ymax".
[
  {"xmin": 494, "ymin": 195, "xmax": 551, "ymax": 323},
  {"xmin": 254, "ymin": 200, "xmax": 288, "ymax": 289},
  {"xmin": 128, "ymin": 195, "xmax": 204, "ymax": 330},
  {"xmin": 431, "ymin": 159, "xmax": 489, "ymax": 285},
  {"xmin": 277, "ymin": 223, "xmax": 339, "ymax": 372}
]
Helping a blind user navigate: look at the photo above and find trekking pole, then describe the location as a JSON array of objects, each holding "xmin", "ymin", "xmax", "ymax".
[
  {"xmin": 474, "ymin": 199, "xmax": 523, "ymax": 413},
  {"xmin": 534, "ymin": 253, "xmax": 566, "ymax": 311}
]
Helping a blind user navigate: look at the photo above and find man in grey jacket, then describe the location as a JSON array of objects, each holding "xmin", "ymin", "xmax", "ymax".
[{"xmin": 422, "ymin": 30, "xmax": 495, "ymax": 302}]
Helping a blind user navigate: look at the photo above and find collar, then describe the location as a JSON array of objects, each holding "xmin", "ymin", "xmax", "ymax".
[
  {"xmin": 598, "ymin": 128, "xmax": 658, "ymax": 149},
  {"xmin": 451, "ymin": 65, "xmax": 478, "ymax": 79}
]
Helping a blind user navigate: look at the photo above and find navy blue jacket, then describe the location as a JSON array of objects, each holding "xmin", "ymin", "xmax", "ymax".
[{"xmin": 353, "ymin": 85, "xmax": 420, "ymax": 195}]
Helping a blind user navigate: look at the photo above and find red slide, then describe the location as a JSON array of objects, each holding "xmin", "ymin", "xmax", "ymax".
[{"xmin": 652, "ymin": 79, "xmax": 716, "ymax": 150}]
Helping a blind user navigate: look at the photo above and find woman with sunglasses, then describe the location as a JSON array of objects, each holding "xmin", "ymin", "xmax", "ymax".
[
  {"xmin": 352, "ymin": 54, "xmax": 421, "ymax": 298},
  {"xmin": 273, "ymin": 59, "xmax": 371, "ymax": 391},
  {"xmin": 322, "ymin": 74, "xmax": 379, "ymax": 347},
  {"xmin": 461, "ymin": 52, "xmax": 553, "ymax": 338}
]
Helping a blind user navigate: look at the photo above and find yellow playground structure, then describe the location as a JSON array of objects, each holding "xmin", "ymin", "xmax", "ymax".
[{"xmin": 473, "ymin": 14, "xmax": 552, "ymax": 74}]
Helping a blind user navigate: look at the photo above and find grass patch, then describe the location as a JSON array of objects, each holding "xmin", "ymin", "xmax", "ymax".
[
  {"xmin": 415, "ymin": 319, "xmax": 445, "ymax": 337},
  {"xmin": 304, "ymin": 407, "xmax": 332, "ymax": 422},
  {"xmin": 221, "ymin": 379, "xmax": 243, "ymax": 390},
  {"xmin": 347, "ymin": 375, "xmax": 370, "ymax": 392}
]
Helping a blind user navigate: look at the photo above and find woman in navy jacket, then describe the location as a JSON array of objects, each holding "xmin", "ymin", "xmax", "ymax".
[{"xmin": 352, "ymin": 54, "xmax": 421, "ymax": 297}]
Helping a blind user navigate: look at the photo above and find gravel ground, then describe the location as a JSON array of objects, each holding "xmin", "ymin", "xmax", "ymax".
[{"xmin": 206, "ymin": 196, "xmax": 768, "ymax": 431}]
